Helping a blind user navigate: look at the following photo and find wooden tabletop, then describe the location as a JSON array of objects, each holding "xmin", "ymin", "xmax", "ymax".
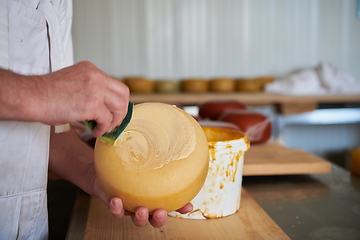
[
  {"xmin": 243, "ymin": 142, "xmax": 331, "ymax": 176},
  {"xmin": 65, "ymin": 142, "xmax": 332, "ymax": 239},
  {"xmin": 81, "ymin": 189, "xmax": 290, "ymax": 240}
]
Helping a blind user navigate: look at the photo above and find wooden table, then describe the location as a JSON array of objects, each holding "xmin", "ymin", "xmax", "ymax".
[
  {"xmin": 80, "ymin": 189, "xmax": 290, "ymax": 240},
  {"xmin": 66, "ymin": 165, "xmax": 360, "ymax": 240},
  {"xmin": 65, "ymin": 142, "xmax": 334, "ymax": 239},
  {"xmin": 243, "ymin": 165, "xmax": 360, "ymax": 240},
  {"xmin": 243, "ymin": 142, "xmax": 331, "ymax": 176}
]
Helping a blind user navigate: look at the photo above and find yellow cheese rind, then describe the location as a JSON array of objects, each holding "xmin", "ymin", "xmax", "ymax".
[{"xmin": 94, "ymin": 103, "xmax": 209, "ymax": 213}]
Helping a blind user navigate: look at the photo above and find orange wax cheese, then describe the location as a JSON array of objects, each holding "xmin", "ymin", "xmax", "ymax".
[{"xmin": 94, "ymin": 102, "xmax": 209, "ymax": 214}]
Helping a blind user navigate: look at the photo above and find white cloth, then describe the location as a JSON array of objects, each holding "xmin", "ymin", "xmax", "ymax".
[
  {"xmin": 0, "ymin": 0, "xmax": 73, "ymax": 239},
  {"xmin": 265, "ymin": 62, "xmax": 360, "ymax": 95}
]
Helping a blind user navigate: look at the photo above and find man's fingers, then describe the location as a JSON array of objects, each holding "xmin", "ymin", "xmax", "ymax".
[
  {"xmin": 104, "ymin": 90, "xmax": 128, "ymax": 131},
  {"xmin": 108, "ymin": 199, "xmax": 169, "ymax": 228},
  {"xmin": 149, "ymin": 209, "xmax": 168, "ymax": 228},
  {"xmin": 92, "ymin": 109, "xmax": 113, "ymax": 138},
  {"xmin": 176, "ymin": 203, "xmax": 193, "ymax": 214},
  {"xmin": 107, "ymin": 77, "xmax": 130, "ymax": 98},
  {"xmin": 109, "ymin": 198, "xmax": 125, "ymax": 219},
  {"xmin": 131, "ymin": 207, "xmax": 149, "ymax": 227}
]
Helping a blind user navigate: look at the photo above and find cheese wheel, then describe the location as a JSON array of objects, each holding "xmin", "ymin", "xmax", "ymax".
[
  {"xmin": 94, "ymin": 103, "xmax": 209, "ymax": 213},
  {"xmin": 155, "ymin": 80, "xmax": 180, "ymax": 93},
  {"xmin": 181, "ymin": 78, "xmax": 208, "ymax": 93},
  {"xmin": 218, "ymin": 109, "xmax": 272, "ymax": 144},
  {"xmin": 236, "ymin": 78, "xmax": 262, "ymax": 92},
  {"xmin": 209, "ymin": 78, "xmax": 235, "ymax": 92},
  {"xmin": 124, "ymin": 77, "xmax": 155, "ymax": 94},
  {"xmin": 198, "ymin": 100, "xmax": 247, "ymax": 120}
]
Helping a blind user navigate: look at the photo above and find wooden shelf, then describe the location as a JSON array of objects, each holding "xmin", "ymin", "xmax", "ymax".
[
  {"xmin": 130, "ymin": 92, "xmax": 360, "ymax": 114},
  {"xmin": 130, "ymin": 92, "xmax": 360, "ymax": 105}
]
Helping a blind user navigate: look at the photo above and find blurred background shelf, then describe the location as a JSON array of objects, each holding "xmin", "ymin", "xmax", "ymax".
[
  {"xmin": 130, "ymin": 92, "xmax": 360, "ymax": 104},
  {"xmin": 129, "ymin": 92, "xmax": 360, "ymax": 113}
]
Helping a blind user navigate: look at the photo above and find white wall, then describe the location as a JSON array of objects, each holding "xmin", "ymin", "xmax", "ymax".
[{"xmin": 72, "ymin": 0, "xmax": 360, "ymax": 80}]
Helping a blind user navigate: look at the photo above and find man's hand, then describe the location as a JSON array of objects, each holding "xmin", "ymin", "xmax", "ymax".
[
  {"xmin": 93, "ymin": 178, "xmax": 193, "ymax": 228},
  {"xmin": 49, "ymin": 128, "xmax": 193, "ymax": 228},
  {"xmin": 40, "ymin": 61, "xmax": 130, "ymax": 137},
  {"xmin": 0, "ymin": 61, "xmax": 129, "ymax": 137}
]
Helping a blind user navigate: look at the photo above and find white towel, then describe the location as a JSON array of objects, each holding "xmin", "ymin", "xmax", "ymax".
[{"xmin": 265, "ymin": 62, "xmax": 360, "ymax": 95}]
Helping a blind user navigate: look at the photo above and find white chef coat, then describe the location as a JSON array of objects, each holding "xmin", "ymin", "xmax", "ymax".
[{"xmin": 0, "ymin": 0, "xmax": 73, "ymax": 239}]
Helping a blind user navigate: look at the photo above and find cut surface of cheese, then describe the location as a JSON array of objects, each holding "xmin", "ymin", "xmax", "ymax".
[{"xmin": 94, "ymin": 102, "xmax": 209, "ymax": 213}]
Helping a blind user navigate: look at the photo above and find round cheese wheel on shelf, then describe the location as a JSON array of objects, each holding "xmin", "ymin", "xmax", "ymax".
[
  {"xmin": 124, "ymin": 77, "xmax": 155, "ymax": 94},
  {"xmin": 181, "ymin": 78, "xmax": 208, "ymax": 93},
  {"xmin": 155, "ymin": 80, "xmax": 180, "ymax": 93},
  {"xmin": 209, "ymin": 78, "xmax": 235, "ymax": 93},
  {"xmin": 219, "ymin": 109, "xmax": 272, "ymax": 144},
  {"xmin": 236, "ymin": 78, "xmax": 262, "ymax": 92},
  {"xmin": 198, "ymin": 100, "xmax": 247, "ymax": 120}
]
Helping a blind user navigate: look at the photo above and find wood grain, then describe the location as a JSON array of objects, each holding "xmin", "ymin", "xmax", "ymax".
[
  {"xmin": 83, "ymin": 189, "xmax": 290, "ymax": 240},
  {"xmin": 243, "ymin": 142, "xmax": 332, "ymax": 176}
]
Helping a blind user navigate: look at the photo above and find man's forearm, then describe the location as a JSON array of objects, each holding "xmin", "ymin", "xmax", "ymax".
[
  {"xmin": 0, "ymin": 69, "xmax": 45, "ymax": 122},
  {"xmin": 49, "ymin": 126, "xmax": 97, "ymax": 195}
]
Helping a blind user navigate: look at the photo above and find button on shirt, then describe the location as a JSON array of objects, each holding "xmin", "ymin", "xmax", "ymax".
[{"xmin": 0, "ymin": 0, "xmax": 73, "ymax": 239}]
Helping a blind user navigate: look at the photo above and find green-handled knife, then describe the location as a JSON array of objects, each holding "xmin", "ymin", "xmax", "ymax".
[{"xmin": 83, "ymin": 102, "xmax": 134, "ymax": 144}]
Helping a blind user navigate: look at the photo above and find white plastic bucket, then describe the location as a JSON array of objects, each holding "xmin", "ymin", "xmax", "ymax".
[{"xmin": 169, "ymin": 127, "xmax": 250, "ymax": 219}]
